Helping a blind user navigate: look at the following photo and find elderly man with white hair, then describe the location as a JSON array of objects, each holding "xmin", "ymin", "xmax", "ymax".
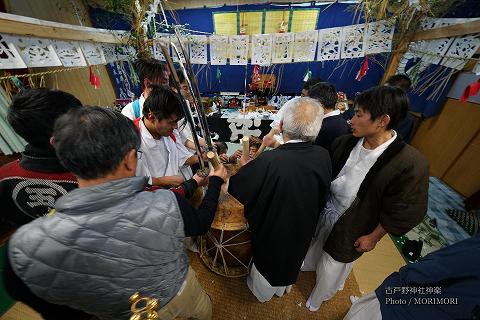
[{"xmin": 228, "ymin": 97, "xmax": 332, "ymax": 302}]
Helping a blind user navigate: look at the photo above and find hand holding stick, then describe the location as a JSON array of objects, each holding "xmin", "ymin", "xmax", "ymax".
[
  {"xmin": 241, "ymin": 136, "xmax": 250, "ymax": 164},
  {"xmin": 254, "ymin": 127, "xmax": 279, "ymax": 159}
]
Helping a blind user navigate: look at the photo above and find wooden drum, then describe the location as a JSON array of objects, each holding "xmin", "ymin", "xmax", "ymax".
[{"xmin": 199, "ymin": 164, "xmax": 252, "ymax": 277}]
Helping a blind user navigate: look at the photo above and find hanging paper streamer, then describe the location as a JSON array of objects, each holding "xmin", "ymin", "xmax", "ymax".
[
  {"xmin": 293, "ymin": 31, "xmax": 318, "ymax": 63},
  {"xmin": 52, "ymin": 40, "xmax": 87, "ymax": 67},
  {"xmin": 272, "ymin": 33, "xmax": 294, "ymax": 64},
  {"xmin": 0, "ymin": 34, "xmax": 27, "ymax": 69},
  {"xmin": 152, "ymin": 33, "xmax": 170, "ymax": 62},
  {"xmin": 364, "ymin": 20, "xmax": 395, "ymax": 55},
  {"xmin": 4, "ymin": 35, "xmax": 62, "ymax": 67},
  {"xmin": 340, "ymin": 24, "xmax": 366, "ymax": 59},
  {"xmin": 356, "ymin": 56, "xmax": 369, "ymax": 81},
  {"xmin": 80, "ymin": 42, "xmax": 107, "ymax": 65},
  {"xmin": 460, "ymin": 79, "xmax": 480, "ymax": 102},
  {"xmin": 440, "ymin": 34, "xmax": 480, "ymax": 70},
  {"xmin": 89, "ymin": 65, "xmax": 101, "ymax": 89},
  {"xmin": 210, "ymin": 35, "xmax": 229, "ymax": 65},
  {"xmin": 303, "ymin": 69, "xmax": 312, "ymax": 82},
  {"xmin": 317, "ymin": 27, "xmax": 342, "ymax": 61},
  {"xmin": 229, "ymin": 35, "xmax": 249, "ymax": 66},
  {"xmin": 188, "ymin": 35, "xmax": 208, "ymax": 64},
  {"xmin": 251, "ymin": 34, "xmax": 273, "ymax": 66},
  {"xmin": 216, "ymin": 67, "xmax": 222, "ymax": 83}
]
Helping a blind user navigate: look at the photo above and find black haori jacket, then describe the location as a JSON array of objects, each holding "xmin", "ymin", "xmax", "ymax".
[
  {"xmin": 229, "ymin": 142, "xmax": 332, "ymax": 286},
  {"xmin": 324, "ymin": 134, "xmax": 429, "ymax": 263}
]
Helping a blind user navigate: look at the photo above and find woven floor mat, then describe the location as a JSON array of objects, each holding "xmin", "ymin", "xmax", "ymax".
[{"xmin": 189, "ymin": 252, "xmax": 360, "ymax": 320}]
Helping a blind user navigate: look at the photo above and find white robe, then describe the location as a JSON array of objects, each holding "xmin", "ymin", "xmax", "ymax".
[
  {"xmin": 137, "ymin": 120, "xmax": 193, "ymax": 184},
  {"xmin": 304, "ymin": 132, "xmax": 397, "ymax": 311}
]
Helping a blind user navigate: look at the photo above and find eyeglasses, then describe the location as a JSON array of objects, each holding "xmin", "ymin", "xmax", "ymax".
[{"xmin": 137, "ymin": 150, "xmax": 143, "ymax": 160}]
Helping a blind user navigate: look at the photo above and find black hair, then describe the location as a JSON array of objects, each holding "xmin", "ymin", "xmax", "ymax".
[
  {"xmin": 302, "ymin": 78, "xmax": 323, "ymax": 91},
  {"xmin": 134, "ymin": 58, "xmax": 168, "ymax": 89},
  {"xmin": 7, "ymin": 88, "xmax": 82, "ymax": 149},
  {"xmin": 53, "ymin": 107, "xmax": 140, "ymax": 180},
  {"xmin": 214, "ymin": 141, "xmax": 228, "ymax": 154},
  {"xmin": 142, "ymin": 85, "xmax": 184, "ymax": 121},
  {"xmin": 385, "ymin": 74, "xmax": 412, "ymax": 92},
  {"xmin": 354, "ymin": 86, "xmax": 409, "ymax": 130},
  {"xmin": 308, "ymin": 82, "xmax": 338, "ymax": 109}
]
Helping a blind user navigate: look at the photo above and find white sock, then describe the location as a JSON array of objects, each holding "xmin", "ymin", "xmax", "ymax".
[
  {"xmin": 306, "ymin": 297, "xmax": 320, "ymax": 312},
  {"xmin": 350, "ymin": 295, "xmax": 359, "ymax": 304}
]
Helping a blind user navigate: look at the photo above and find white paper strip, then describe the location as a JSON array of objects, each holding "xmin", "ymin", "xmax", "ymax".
[
  {"xmin": 152, "ymin": 34, "xmax": 170, "ymax": 61},
  {"xmin": 52, "ymin": 40, "xmax": 87, "ymax": 67},
  {"xmin": 317, "ymin": 27, "xmax": 342, "ymax": 61},
  {"xmin": 188, "ymin": 35, "xmax": 208, "ymax": 64},
  {"xmin": 79, "ymin": 42, "xmax": 106, "ymax": 65},
  {"xmin": 293, "ymin": 30, "xmax": 318, "ymax": 62},
  {"xmin": 210, "ymin": 35, "xmax": 229, "ymax": 65},
  {"xmin": 0, "ymin": 34, "xmax": 27, "ymax": 69},
  {"xmin": 365, "ymin": 20, "xmax": 394, "ymax": 54},
  {"xmin": 251, "ymin": 34, "xmax": 273, "ymax": 66},
  {"xmin": 4, "ymin": 35, "xmax": 61, "ymax": 67},
  {"xmin": 101, "ymin": 43, "xmax": 118, "ymax": 64},
  {"xmin": 272, "ymin": 33, "xmax": 294, "ymax": 64},
  {"xmin": 229, "ymin": 35, "xmax": 249, "ymax": 65},
  {"xmin": 340, "ymin": 24, "xmax": 365, "ymax": 59},
  {"xmin": 170, "ymin": 37, "xmax": 187, "ymax": 63}
]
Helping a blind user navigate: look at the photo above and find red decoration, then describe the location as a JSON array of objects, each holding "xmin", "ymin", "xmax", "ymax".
[
  {"xmin": 355, "ymin": 56, "xmax": 369, "ymax": 81},
  {"xmin": 89, "ymin": 66, "xmax": 101, "ymax": 89},
  {"xmin": 460, "ymin": 79, "xmax": 480, "ymax": 102}
]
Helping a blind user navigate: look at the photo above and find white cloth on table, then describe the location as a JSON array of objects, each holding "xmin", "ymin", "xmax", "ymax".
[
  {"xmin": 137, "ymin": 120, "xmax": 193, "ymax": 184},
  {"xmin": 247, "ymin": 263, "xmax": 293, "ymax": 303},
  {"xmin": 343, "ymin": 292, "xmax": 382, "ymax": 320},
  {"xmin": 121, "ymin": 93, "xmax": 145, "ymax": 120}
]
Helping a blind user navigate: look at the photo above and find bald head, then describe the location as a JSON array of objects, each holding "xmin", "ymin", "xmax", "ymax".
[{"xmin": 280, "ymin": 97, "xmax": 324, "ymax": 142}]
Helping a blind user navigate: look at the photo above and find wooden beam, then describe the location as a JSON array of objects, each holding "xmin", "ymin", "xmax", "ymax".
[
  {"xmin": 411, "ymin": 19, "xmax": 480, "ymax": 41},
  {"xmin": 0, "ymin": 12, "xmax": 128, "ymax": 44},
  {"xmin": 381, "ymin": 37, "xmax": 412, "ymax": 84}
]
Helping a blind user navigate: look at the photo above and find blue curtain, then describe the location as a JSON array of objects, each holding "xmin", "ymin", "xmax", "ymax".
[{"xmin": 88, "ymin": 1, "xmax": 479, "ymax": 116}]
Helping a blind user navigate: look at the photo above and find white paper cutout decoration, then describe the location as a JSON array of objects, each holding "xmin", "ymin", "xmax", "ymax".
[
  {"xmin": 441, "ymin": 34, "xmax": 480, "ymax": 70},
  {"xmin": 153, "ymin": 34, "xmax": 170, "ymax": 61},
  {"xmin": 251, "ymin": 34, "xmax": 273, "ymax": 66},
  {"xmin": 272, "ymin": 33, "xmax": 294, "ymax": 64},
  {"xmin": 4, "ymin": 35, "xmax": 61, "ymax": 67},
  {"xmin": 101, "ymin": 43, "xmax": 118, "ymax": 64},
  {"xmin": 340, "ymin": 24, "xmax": 366, "ymax": 59},
  {"xmin": 293, "ymin": 31, "xmax": 318, "ymax": 62},
  {"xmin": 115, "ymin": 44, "xmax": 136, "ymax": 61},
  {"xmin": 0, "ymin": 34, "xmax": 27, "ymax": 69},
  {"xmin": 79, "ymin": 42, "xmax": 106, "ymax": 65},
  {"xmin": 210, "ymin": 35, "xmax": 229, "ymax": 65},
  {"xmin": 188, "ymin": 35, "xmax": 208, "ymax": 64},
  {"xmin": 52, "ymin": 40, "xmax": 87, "ymax": 67},
  {"xmin": 229, "ymin": 35, "xmax": 249, "ymax": 65},
  {"xmin": 365, "ymin": 20, "xmax": 395, "ymax": 55},
  {"xmin": 317, "ymin": 27, "xmax": 342, "ymax": 61},
  {"xmin": 170, "ymin": 37, "xmax": 187, "ymax": 63}
]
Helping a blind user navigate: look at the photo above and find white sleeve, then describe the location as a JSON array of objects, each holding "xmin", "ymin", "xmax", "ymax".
[
  {"xmin": 136, "ymin": 155, "xmax": 152, "ymax": 184},
  {"xmin": 121, "ymin": 102, "xmax": 135, "ymax": 120},
  {"xmin": 175, "ymin": 136, "xmax": 194, "ymax": 167}
]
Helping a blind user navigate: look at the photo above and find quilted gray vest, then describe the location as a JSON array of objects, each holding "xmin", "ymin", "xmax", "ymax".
[{"xmin": 9, "ymin": 176, "xmax": 188, "ymax": 320}]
